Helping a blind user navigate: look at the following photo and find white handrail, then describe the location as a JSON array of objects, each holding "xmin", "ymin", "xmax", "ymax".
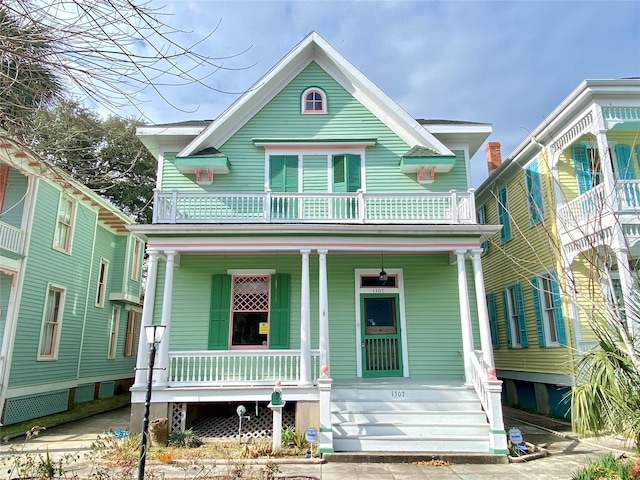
[{"xmin": 0, "ymin": 222, "xmax": 23, "ymax": 254}]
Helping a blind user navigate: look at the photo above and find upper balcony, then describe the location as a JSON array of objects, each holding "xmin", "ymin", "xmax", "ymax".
[
  {"xmin": 557, "ymin": 180, "xmax": 640, "ymax": 256},
  {"xmin": 152, "ymin": 189, "xmax": 477, "ymax": 225},
  {"xmin": 0, "ymin": 221, "xmax": 24, "ymax": 255}
]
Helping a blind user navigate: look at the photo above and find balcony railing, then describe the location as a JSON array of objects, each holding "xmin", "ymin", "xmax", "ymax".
[
  {"xmin": 153, "ymin": 190, "xmax": 476, "ymax": 225},
  {"xmin": 557, "ymin": 181, "xmax": 640, "ymax": 234},
  {"xmin": 0, "ymin": 222, "xmax": 23, "ymax": 255},
  {"xmin": 167, "ymin": 349, "xmax": 320, "ymax": 387}
]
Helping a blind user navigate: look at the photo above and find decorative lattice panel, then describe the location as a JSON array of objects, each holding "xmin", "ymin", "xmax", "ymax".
[
  {"xmin": 3, "ymin": 390, "xmax": 68, "ymax": 425},
  {"xmin": 170, "ymin": 402, "xmax": 186, "ymax": 432},
  {"xmin": 191, "ymin": 406, "xmax": 295, "ymax": 440},
  {"xmin": 75, "ymin": 383, "xmax": 95, "ymax": 403},
  {"xmin": 98, "ymin": 380, "xmax": 115, "ymax": 399},
  {"xmin": 232, "ymin": 276, "xmax": 269, "ymax": 311}
]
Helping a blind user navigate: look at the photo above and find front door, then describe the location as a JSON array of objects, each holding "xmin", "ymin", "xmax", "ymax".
[{"xmin": 360, "ymin": 294, "xmax": 403, "ymax": 377}]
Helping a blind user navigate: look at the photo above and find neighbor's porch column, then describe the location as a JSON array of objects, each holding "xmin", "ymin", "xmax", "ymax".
[
  {"xmin": 134, "ymin": 251, "xmax": 159, "ymax": 387},
  {"xmin": 300, "ymin": 249, "xmax": 312, "ymax": 385},
  {"xmin": 155, "ymin": 250, "xmax": 177, "ymax": 386},
  {"xmin": 471, "ymin": 248, "xmax": 495, "ymax": 368},
  {"xmin": 318, "ymin": 249, "xmax": 330, "ymax": 372},
  {"xmin": 454, "ymin": 249, "xmax": 474, "ymax": 385}
]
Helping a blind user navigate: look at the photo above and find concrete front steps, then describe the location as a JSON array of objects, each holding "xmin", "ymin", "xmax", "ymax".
[{"xmin": 331, "ymin": 380, "xmax": 491, "ymax": 453}]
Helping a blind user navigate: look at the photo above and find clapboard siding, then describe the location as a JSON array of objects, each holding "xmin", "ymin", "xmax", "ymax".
[
  {"xmin": 154, "ymin": 252, "xmax": 468, "ymax": 379},
  {"xmin": 0, "ymin": 165, "xmax": 27, "ymax": 229},
  {"xmin": 303, "ymin": 155, "xmax": 328, "ymax": 192},
  {"xmin": 9, "ymin": 182, "xmax": 95, "ymax": 387},
  {"xmin": 481, "ymin": 151, "xmax": 574, "ymax": 376},
  {"xmin": 159, "ymin": 62, "xmax": 470, "ymax": 194}
]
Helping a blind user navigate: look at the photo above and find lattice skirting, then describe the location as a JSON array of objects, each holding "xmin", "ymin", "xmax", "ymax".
[
  {"xmin": 3, "ymin": 390, "xmax": 69, "ymax": 425},
  {"xmin": 170, "ymin": 402, "xmax": 187, "ymax": 433},
  {"xmin": 190, "ymin": 406, "xmax": 295, "ymax": 440}
]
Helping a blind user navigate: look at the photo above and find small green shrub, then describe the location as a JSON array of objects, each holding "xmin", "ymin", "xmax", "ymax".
[
  {"xmin": 281, "ymin": 425, "xmax": 296, "ymax": 446},
  {"xmin": 572, "ymin": 453, "xmax": 633, "ymax": 480},
  {"xmin": 168, "ymin": 428, "xmax": 203, "ymax": 448}
]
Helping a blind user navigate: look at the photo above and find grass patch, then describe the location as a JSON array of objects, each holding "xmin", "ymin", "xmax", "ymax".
[{"xmin": 0, "ymin": 393, "xmax": 130, "ymax": 440}]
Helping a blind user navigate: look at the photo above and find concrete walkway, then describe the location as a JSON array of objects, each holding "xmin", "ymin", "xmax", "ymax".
[{"xmin": 0, "ymin": 405, "xmax": 636, "ymax": 479}]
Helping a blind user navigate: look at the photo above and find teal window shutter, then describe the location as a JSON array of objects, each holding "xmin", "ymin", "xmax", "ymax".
[
  {"xmin": 514, "ymin": 283, "xmax": 528, "ymax": 347},
  {"xmin": 531, "ymin": 276, "xmax": 546, "ymax": 346},
  {"xmin": 525, "ymin": 160, "xmax": 544, "ymax": 225},
  {"xmin": 208, "ymin": 274, "xmax": 232, "ymax": 350},
  {"xmin": 269, "ymin": 273, "xmax": 291, "ymax": 349},
  {"xmin": 572, "ymin": 145, "xmax": 592, "ymax": 194},
  {"xmin": 497, "ymin": 187, "xmax": 511, "ymax": 242},
  {"xmin": 549, "ymin": 271, "xmax": 567, "ymax": 346},
  {"xmin": 269, "ymin": 155, "xmax": 298, "ymax": 192},
  {"xmin": 476, "ymin": 205, "xmax": 489, "ymax": 253},
  {"xmin": 502, "ymin": 289, "xmax": 513, "ymax": 348},
  {"xmin": 333, "ymin": 154, "xmax": 361, "ymax": 192},
  {"xmin": 486, "ymin": 292, "xmax": 499, "ymax": 348},
  {"xmin": 615, "ymin": 144, "xmax": 635, "ymax": 180}
]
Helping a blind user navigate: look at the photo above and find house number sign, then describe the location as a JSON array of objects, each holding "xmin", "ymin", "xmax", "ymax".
[{"xmin": 391, "ymin": 390, "xmax": 405, "ymax": 398}]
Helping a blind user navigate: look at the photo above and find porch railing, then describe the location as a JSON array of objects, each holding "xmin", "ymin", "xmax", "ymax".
[
  {"xmin": 467, "ymin": 351, "xmax": 504, "ymax": 434},
  {"xmin": 167, "ymin": 349, "xmax": 320, "ymax": 386},
  {"xmin": 0, "ymin": 221, "xmax": 23, "ymax": 255},
  {"xmin": 557, "ymin": 184, "xmax": 608, "ymax": 233},
  {"xmin": 153, "ymin": 190, "xmax": 476, "ymax": 225}
]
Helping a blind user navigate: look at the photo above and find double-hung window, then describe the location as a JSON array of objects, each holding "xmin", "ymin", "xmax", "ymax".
[
  {"xmin": 525, "ymin": 159, "xmax": 544, "ymax": 225},
  {"xmin": 124, "ymin": 309, "xmax": 139, "ymax": 356},
  {"xmin": 503, "ymin": 283, "xmax": 528, "ymax": 348},
  {"xmin": 39, "ymin": 285, "xmax": 65, "ymax": 359},
  {"xmin": 497, "ymin": 187, "xmax": 511, "ymax": 242},
  {"xmin": 532, "ymin": 272, "xmax": 567, "ymax": 347},
  {"xmin": 131, "ymin": 238, "xmax": 142, "ymax": 281},
  {"xmin": 96, "ymin": 259, "xmax": 109, "ymax": 307},
  {"xmin": 108, "ymin": 305, "xmax": 120, "ymax": 359},
  {"xmin": 486, "ymin": 292, "xmax": 499, "ymax": 348},
  {"xmin": 54, "ymin": 194, "xmax": 75, "ymax": 252}
]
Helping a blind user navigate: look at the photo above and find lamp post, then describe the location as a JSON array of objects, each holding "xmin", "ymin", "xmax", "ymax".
[{"xmin": 138, "ymin": 324, "xmax": 166, "ymax": 480}]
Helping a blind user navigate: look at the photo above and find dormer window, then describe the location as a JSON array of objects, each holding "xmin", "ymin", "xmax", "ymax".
[{"xmin": 302, "ymin": 88, "xmax": 326, "ymax": 114}]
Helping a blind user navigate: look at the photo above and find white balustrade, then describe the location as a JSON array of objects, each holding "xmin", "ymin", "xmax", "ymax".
[
  {"xmin": 557, "ymin": 184, "xmax": 608, "ymax": 232},
  {"xmin": 167, "ymin": 349, "xmax": 320, "ymax": 386},
  {"xmin": 0, "ymin": 222, "xmax": 23, "ymax": 254},
  {"xmin": 153, "ymin": 190, "xmax": 476, "ymax": 225}
]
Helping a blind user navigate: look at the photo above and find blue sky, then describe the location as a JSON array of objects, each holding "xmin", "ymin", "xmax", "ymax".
[{"xmin": 129, "ymin": 1, "xmax": 640, "ymax": 186}]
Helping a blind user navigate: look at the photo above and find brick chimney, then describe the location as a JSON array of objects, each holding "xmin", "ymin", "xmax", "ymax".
[{"xmin": 485, "ymin": 142, "xmax": 502, "ymax": 174}]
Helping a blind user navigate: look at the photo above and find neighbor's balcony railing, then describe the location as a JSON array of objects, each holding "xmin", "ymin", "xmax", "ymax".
[
  {"xmin": 557, "ymin": 180, "xmax": 640, "ymax": 234},
  {"xmin": 167, "ymin": 349, "xmax": 321, "ymax": 387},
  {"xmin": 0, "ymin": 221, "xmax": 24, "ymax": 255},
  {"xmin": 153, "ymin": 189, "xmax": 476, "ymax": 225}
]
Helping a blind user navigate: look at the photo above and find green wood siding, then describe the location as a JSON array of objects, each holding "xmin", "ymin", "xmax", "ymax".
[
  {"xmin": 152, "ymin": 252, "xmax": 472, "ymax": 380},
  {"xmin": 0, "ymin": 165, "xmax": 27, "ymax": 228},
  {"xmin": 303, "ymin": 155, "xmax": 328, "ymax": 192},
  {"xmin": 159, "ymin": 62, "xmax": 471, "ymax": 194},
  {"xmin": 0, "ymin": 271, "xmax": 12, "ymax": 343}
]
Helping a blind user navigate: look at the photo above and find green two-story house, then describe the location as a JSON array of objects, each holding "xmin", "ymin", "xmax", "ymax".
[
  {"xmin": 0, "ymin": 135, "xmax": 143, "ymax": 425},
  {"xmin": 131, "ymin": 32, "xmax": 507, "ymax": 455}
]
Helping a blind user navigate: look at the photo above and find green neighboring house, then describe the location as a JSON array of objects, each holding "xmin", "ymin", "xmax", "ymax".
[
  {"xmin": 0, "ymin": 136, "xmax": 144, "ymax": 425},
  {"xmin": 476, "ymin": 79, "xmax": 640, "ymax": 417},
  {"xmin": 131, "ymin": 32, "xmax": 507, "ymax": 454}
]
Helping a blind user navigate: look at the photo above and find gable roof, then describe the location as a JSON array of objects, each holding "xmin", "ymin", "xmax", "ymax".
[
  {"xmin": 179, "ymin": 31, "xmax": 454, "ymax": 158},
  {"xmin": 0, "ymin": 134, "xmax": 135, "ymax": 233}
]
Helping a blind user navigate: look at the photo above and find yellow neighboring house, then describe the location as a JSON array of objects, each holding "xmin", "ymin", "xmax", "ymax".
[{"xmin": 475, "ymin": 79, "xmax": 640, "ymax": 417}]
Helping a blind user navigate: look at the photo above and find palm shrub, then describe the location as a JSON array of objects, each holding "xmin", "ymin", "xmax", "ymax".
[
  {"xmin": 168, "ymin": 429, "xmax": 203, "ymax": 448},
  {"xmin": 572, "ymin": 453, "xmax": 634, "ymax": 480}
]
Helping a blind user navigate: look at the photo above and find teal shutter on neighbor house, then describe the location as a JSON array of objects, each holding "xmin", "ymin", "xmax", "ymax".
[
  {"xmin": 476, "ymin": 205, "xmax": 489, "ymax": 253},
  {"xmin": 208, "ymin": 274, "xmax": 232, "ymax": 350},
  {"xmin": 525, "ymin": 160, "xmax": 544, "ymax": 225},
  {"xmin": 531, "ymin": 276, "xmax": 546, "ymax": 346},
  {"xmin": 270, "ymin": 156, "xmax": 298, "ymax": 192},
  {"xmin": 486, "ymin": 292, "xmax": 499, "ymax": 348},
  {"xmin": 615, "ymin": 144, "xmax": 635, "ymax": 179},
  {"xmin": 497, "ymin": 187, "xmax": 511, "ymax": 242},
  {"xmin": 269, "ymin": 273, "xmax": 291, "ymax": 349},
  {"xmin": 333, "ymin": 154, "xmax": 361, "ymax": 192},
  {"xmin": 549, "ymin": 271, "xmax": 567, "ymax": 346},
  {"xmin": 502, "ymin": 289, "xmax": 513, "ymax": 348},
  {"xmin": 572, "ymin": 145, "xmax": 592, "ymax": 194},
  {"xmin": 514, "ymin": 283, "xmax": 528, "ymax": 347}
]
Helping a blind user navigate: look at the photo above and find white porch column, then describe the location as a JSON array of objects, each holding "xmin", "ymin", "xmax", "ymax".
[
  {"xmin": 454, "ymin": 249, "xmax": 474, "ymax": 385},
  {"xmin": 471, "ymin": 248, "xmax": 495, "ymax": 368},
  {"xmin": 614, "ymin": 248, "xmax": 637, "ymax": 336},
  {"xmin": 155, "ymin": 251, "xmax": 176, "ymax": 386},
  {"xmin": 318, "ymin": 249, "xmax": 329, "ymax": 371},
  {"xmin": 134, "ymin": 251, "xmax": 159, "ymax": 387},
  {"xmin": 300, "ymin": 250, "xmax": 312, "ymax": 385}
]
